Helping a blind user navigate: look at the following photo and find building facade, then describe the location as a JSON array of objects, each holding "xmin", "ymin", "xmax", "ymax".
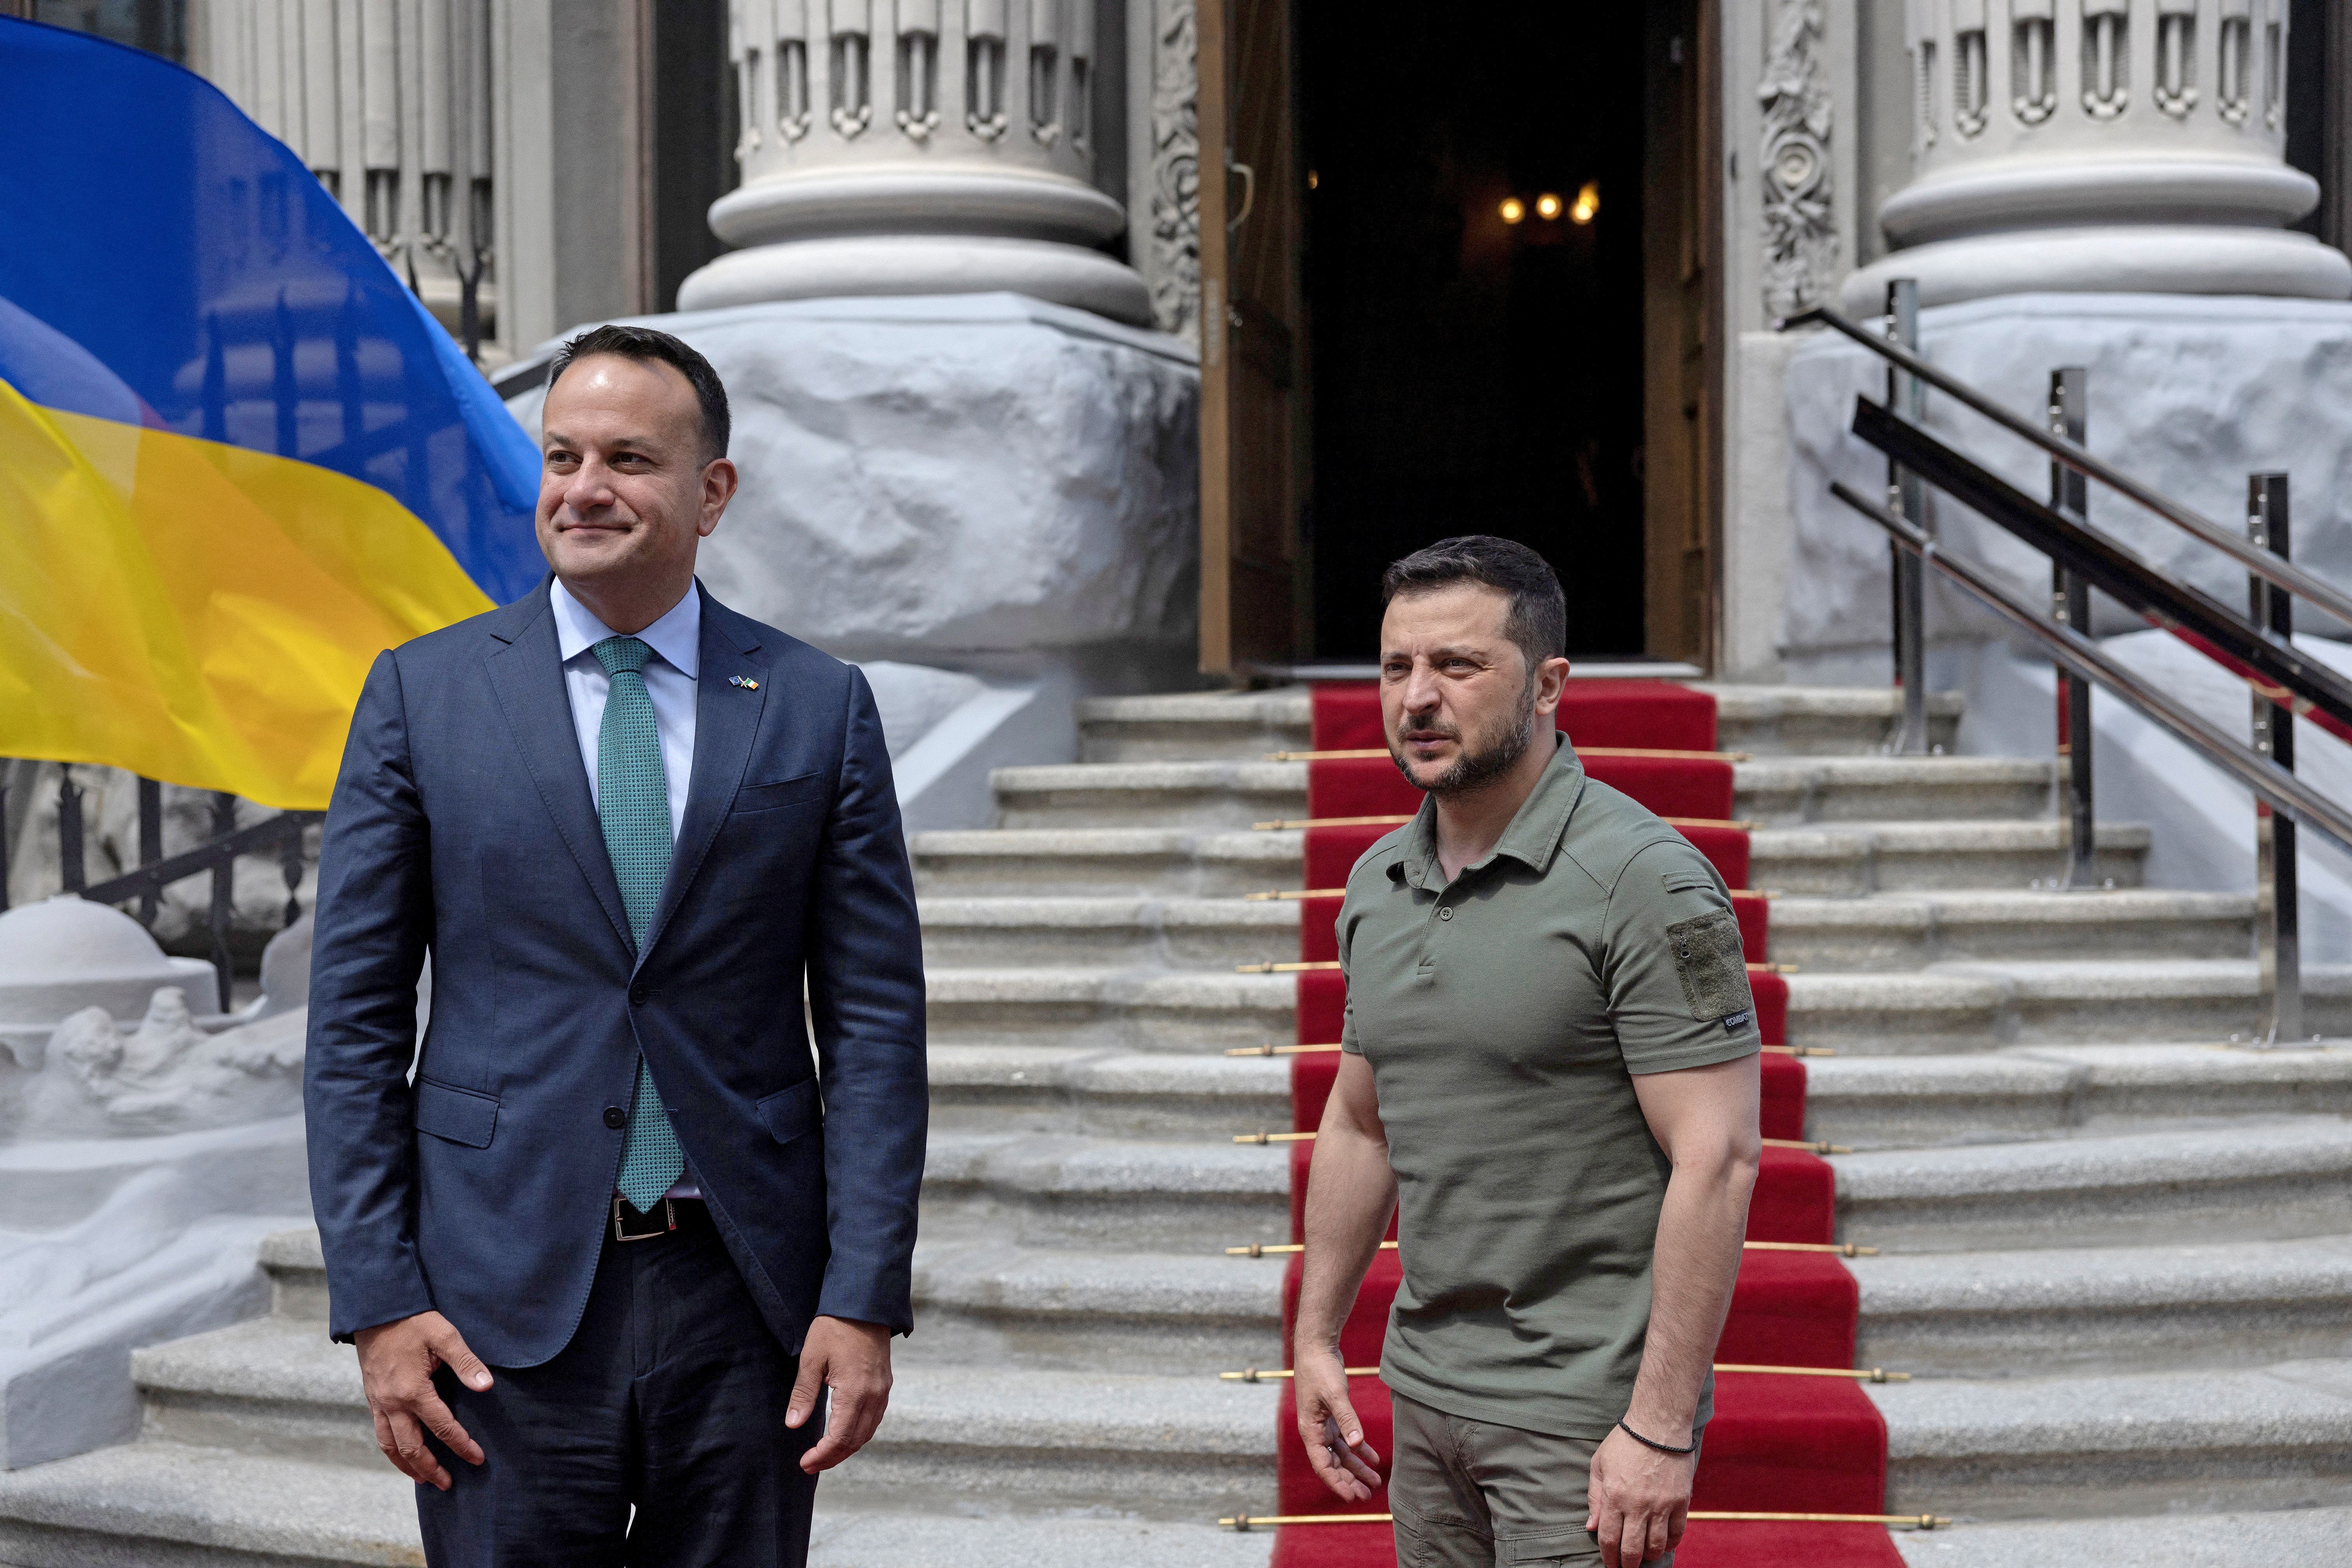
[{"xmin": 26, "ymin": 0, "xmax": 2352, "ymax": 680}]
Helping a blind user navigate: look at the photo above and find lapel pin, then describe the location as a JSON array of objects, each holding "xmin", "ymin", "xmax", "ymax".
[{"xmin": 728, "ymin": 675, "xmax": 760, "ymax": 690}]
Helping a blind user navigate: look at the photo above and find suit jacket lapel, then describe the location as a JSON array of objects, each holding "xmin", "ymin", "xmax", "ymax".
[
  {"xmin": 639, "ymin": 586, "xmax": 768, "ymax": 967},
  {"xmin": 483, "ymin": 581, "xmax": 635, "ymax": 954}
]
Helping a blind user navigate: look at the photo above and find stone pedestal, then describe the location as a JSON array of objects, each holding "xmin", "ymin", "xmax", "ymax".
[
  {"xmin": 1845, "ymin": 0, "xmax": 2350, "ymax": 310},
  {"xmin": 678, "ymin": 0, "xmax": 1148, "ymax": 323}
]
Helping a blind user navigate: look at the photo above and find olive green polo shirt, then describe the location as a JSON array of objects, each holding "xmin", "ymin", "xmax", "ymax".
[{"xmin": 1337, "ymin": 739, "xmax": 1760, "ymax": 1439}]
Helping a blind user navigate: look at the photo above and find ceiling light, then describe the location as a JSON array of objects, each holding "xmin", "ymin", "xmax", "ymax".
[
  {"xmin": 1499, "ymin": 197, "xmax": 1525, "ymax": 225},
  {"xmin": 1570, "ymin": 180, "xmax": 1600, "ymax": 224},
  {"xmin": 1535, "ymin": 192, "xmax": 1563, "ymax": 221}
]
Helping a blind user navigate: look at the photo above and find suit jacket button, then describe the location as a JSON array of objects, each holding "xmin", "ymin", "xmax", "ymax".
[
  {"xmin": 603, "ymin": 1106, "xmax": 626, "ymax": 1129},
  {"xmin": 629, "ymin": 983, "xmax": 648, "ymax": 1005}
]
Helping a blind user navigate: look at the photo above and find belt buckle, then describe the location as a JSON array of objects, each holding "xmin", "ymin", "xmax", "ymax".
[{"xmin": 612, "ymin": 1194, "xmax": 676, "ymax": 1242}]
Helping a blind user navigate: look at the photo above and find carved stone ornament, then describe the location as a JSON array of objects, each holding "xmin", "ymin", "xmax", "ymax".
[
  {"xmin": 1759, "ymin": 0, "xmax": 1837, "ymax": 321},
  {"xmin": 1148, "ymin": 0, "xmax": 1201, "ymax": 338}
]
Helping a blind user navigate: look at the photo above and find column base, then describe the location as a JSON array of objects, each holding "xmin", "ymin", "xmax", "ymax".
[
  {"xmin": 676, "ymin": 234, "xmax": 1154, "ymax": 326},
  {"xmin": 1842, "ymin": 227, "xmax": 2352, "ymax": 316}
]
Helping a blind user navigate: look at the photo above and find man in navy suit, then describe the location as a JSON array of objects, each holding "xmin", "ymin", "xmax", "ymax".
[{"xmin": 304, "ymin": 323, "xmax": 928, "ymax": 1566}]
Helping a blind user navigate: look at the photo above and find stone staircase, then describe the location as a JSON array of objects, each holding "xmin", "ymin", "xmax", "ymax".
[{"xmin": 6, "ymin": 682, "xmax": 2352, "ymax": 1566}]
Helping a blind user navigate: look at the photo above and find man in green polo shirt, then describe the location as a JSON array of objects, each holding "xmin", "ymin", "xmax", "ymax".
[{"xmin": 1294, "ymin": 536, "xmax": 1762, "ymax": 1568}]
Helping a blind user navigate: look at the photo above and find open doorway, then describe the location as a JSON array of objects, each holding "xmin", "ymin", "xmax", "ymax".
[{"xmin": 1289, "ymin": 1, "xmax": 1715, "ymax": 664}]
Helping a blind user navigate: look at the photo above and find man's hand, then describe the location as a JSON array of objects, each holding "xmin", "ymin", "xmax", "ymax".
[
  {"xmin": 1293, "ymin": 1345, "xmax": 1382, "ymax": 1500},
  {"xmin": 354, "ymin": 1311, "xmax": 493, "ymax": 1491},
  {"xmin": 788, "ymin": 1314, "xmax": 892, "ymax": 1473},
  {"xmin": 1585, "ymin": 1425, "xmax": 1696, "ymax": 1568}
]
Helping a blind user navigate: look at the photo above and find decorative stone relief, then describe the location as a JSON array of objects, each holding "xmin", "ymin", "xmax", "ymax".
[
  {"xmin": 2155, "ymin": 0, "xmax": 2198, "ymax": 118},
  {"xmin": 2082, "ymin": 0, "xmax": 2130, "ymax": 120},
  {"xmin": 2218, "ymin": 0, "xmax": 2254, "ymax": 126},
  {"xmin": 1148, "ymin": 0, "xmax": 1201, "ymax": 338},
  {"xmin": 31, "ymin": 989, "xmax": 305, "ymax": 1139},
  {"xmin": 896, "ymin": 0, "xmax": 943, "ymax": 140},
  {"xmin": 1760, "ymin": 0, "xmax": 1836, "ymax": 322},
  {"xmin": 1953, "ymin": 0, "xmax": 1989, "ymax": 137},
  {"xmin": 2013, "ymin": 0, "xmax": 2058, "ymax": 123}
]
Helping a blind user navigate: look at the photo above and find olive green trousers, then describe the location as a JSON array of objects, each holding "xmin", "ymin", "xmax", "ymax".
[{"xmin": 1388, "ymin": 1391, "xmax": 1681, "ymax": 1568}]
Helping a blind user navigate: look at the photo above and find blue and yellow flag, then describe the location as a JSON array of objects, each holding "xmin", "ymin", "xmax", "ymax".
[{"xmin": 1, "ymin": 18, "xmax": 542, "ymax": 809}]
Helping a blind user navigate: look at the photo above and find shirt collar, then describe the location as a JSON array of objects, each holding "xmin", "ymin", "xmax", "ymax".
[
  {"xmin": 1392, "ymin": 735, "xmax": 1586, "ymax": 891},
  {"xmin": 550, "ymin": 577, "xmax": 702, "ymax": 680}
]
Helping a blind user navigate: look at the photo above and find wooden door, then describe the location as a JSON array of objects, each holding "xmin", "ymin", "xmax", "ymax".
[
  {"xmin": 1639, "ymin": 0, "xmax": 1724, "ymax": 667},
  {"xmin": 1197, "ymin": 0, "xmax": 1307, "ymax": 677}
]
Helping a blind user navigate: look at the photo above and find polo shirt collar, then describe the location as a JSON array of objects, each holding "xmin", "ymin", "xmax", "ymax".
[
  {"xmin": 1393, "ymin": 735, "xmax": 1586, "ymax": 890},
  {"xmin": 550, "ymin": 577, "xmax": 702, "ymax": 680}
]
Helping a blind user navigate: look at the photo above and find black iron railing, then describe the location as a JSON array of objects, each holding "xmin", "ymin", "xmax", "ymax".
[{"xmin": 0, "ymin": 764, "xmax": 316, "ymax": 1013}]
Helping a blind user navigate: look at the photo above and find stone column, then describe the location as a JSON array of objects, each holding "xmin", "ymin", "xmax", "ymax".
[
  {"xmin": 1844, "ymin": 0, "xmax": 2351, "ymax": 309},
  {"xmin": 677, "ymin": 0, "xmax": 1149, "ymax": 324}
]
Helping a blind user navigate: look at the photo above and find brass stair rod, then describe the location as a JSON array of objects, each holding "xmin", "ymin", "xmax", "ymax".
[
  {"xmin": 1228, "ymin": 1239, "xmax": 1878, "ymax": 1258},
  {"xmin": 1220, "ymin": 1364, "xmax": 1906, "ymax": 1383},
  {"xmin": 1236, "ymin": 1129, "xmax": 1851, "ymax": 1153},
  {"xmin": 1221, "ymin": 1510, "xmax": 1951, "ymax": 1530}
]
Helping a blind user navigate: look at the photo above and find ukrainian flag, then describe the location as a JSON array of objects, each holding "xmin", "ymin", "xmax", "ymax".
[{"xmin": 1, "ymin": 18, "xmax": 542, "ymax": 809}]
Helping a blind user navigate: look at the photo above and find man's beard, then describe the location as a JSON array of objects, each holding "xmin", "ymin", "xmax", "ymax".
[{"xmin": 1391, "ymin": 683, "xmax": 1537, "ymax": 796}]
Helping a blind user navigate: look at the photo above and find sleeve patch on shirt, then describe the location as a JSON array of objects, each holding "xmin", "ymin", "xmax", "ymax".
[{"xmin": 1666, "ymin": 908, "xmax": 1753, "ymax": 1022}]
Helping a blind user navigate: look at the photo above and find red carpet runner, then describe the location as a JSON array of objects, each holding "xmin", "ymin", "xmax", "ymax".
[{"xmin": 1257, "ymin": 682, "xmax": 1902, "ymax": 1568}]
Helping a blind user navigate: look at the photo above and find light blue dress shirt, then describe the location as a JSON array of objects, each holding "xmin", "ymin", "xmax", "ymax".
[{"xmin": 549, "ymin": 576, "xmax": 703, "ymax": 1201}]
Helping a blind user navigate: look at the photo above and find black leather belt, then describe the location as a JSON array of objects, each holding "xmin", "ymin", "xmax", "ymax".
[{"xmin": 612, "ymin": 1193, "xmax": 710, "ymax": 1242}]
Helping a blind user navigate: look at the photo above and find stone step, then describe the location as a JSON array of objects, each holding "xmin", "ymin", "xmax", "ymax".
[
  {"xmin": 126, "ymin": 1313, "xmax": 1283, "ymax": 1525},
  {"xmin": 920, "ymin": 897, "xmax": 1299, "ymax": 970},
  {"xmin": 1071, "ymin": 685, "xmax": 1970, "ymax": 764},
  {"xmin": 1785, "ymin": 960, "xmax": 2352, "ymax": 1052},
  {"xmin": 1692, "ymin": 684, "xmax": 1966, "ymax": 757},
  {"xmin": 989, "ymin": 757, "xmax": 2060, "ymax": 834},
  {"xmin": 1076, "ymin": 691, "xmax": 1310, "ymax": 764},
  {"xmin": 132, "ymin": 1317, "xmax": 370, "ymax": 1468},
  {"xmin": 1889, "ymin": 1503, "xmax": 2352, "ymax": 1566},
  {"xmin": 930, "ymin": 1045, "xmax": 1290, "ymax": 1138},
  {"xmin": 991, "ymin": 762, "xmax": 1304, "ymax": 832},
  {"xmin": 809, "ymin": 1512, "xmax": 1272, "ymax": 1568},
  {"xmin": 907, "ymin": 1238, "xmax": 1285, "ymax": 1374},
  {"xmin": 912, "ymin": 828, "xmax": 1303, "ymax": 899},
  {"xmin": 927, "ymin": 967, "xmax": 1296, "ymax": 1054},
  {"xmin": 1832, "ymin": 1118, "xmax": 2352, "ymax": 1252},
  {"xmin": 260, "ymin": 1226, "xmax": 328, "ymax": 1322},
  {"xmin": 1852, "ymin": 1232, "xmax": 2352, "ymax": 1378},
  {"xmin": 1871, "ymin": 1358, "xmax": 2352, "ymax": 1521},
  {"xmin": 1751, "ymin": 820, "xmax": 2149, "ymax": 896},
  {"xmin": 0, "ymin": 1440, "xmax": 419, "ymax": 1568},
  {"xmin": 1805, "ymin": 1043, "xmax": 2352, "ymax": 1147},
  {"xmin": 922, "ymin": 1131, "xmax": 1290, "ymax": 1252},
  {"xmin": 1735, "ymin": 757, "xmax": 2055, "ymax": 827},
  {"xmin": 1769, "ymin": 890, "xmax": 2250, "ymax": 970},
  {"xmin": 921, "ymin": 888, "xmax": 2249, "ymax": 974},
  {"xmin": 817, "ymin": 1363, "xmax": 1279, "ymax": 1521}
]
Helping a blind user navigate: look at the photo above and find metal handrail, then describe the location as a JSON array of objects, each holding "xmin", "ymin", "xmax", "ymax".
[
  {"xmin": 1830, "ymin": 482, "xmax": 2352, "ymax": 860},
  {"xmin": 1781, "ymin": 305, "xmax": 2352, "ymax": 632},
  {"xmin": 1848, "ymin": 397, "xmax": 2352, "ymax": 743}
]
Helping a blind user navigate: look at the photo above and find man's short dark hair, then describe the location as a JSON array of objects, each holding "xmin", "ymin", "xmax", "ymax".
[
  {"xmin": 1380, "ymin": 535, "xmax": 1568, "ymax": 674},
  {"xmin": 546, "ymin": 323, "xmax": 731, "ymax": 465}
]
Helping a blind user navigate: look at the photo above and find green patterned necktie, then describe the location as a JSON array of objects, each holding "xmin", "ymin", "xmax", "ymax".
[{"xmin": 593, "ymin": 635, "xmax": 686, "ymax": 1211}]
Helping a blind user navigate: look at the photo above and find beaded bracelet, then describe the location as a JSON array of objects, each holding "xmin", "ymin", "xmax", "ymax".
[{"xmin": 1616, "ymin": 1418, "xmax": 1699, "ymax": 1456}]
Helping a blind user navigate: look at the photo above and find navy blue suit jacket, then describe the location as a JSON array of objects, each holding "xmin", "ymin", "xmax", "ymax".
[{"xmin": 303, "ymin": 578, "xmax": 928, "ymax": 1367}]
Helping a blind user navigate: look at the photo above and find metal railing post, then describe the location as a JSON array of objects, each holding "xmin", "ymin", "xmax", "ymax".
[
  {"xmin": 208, "ymin": 791, "xmax": 238, "ymax": 1011},
  {"xmin": 57, "ymin": 766, "xmax": 85, "ymax": 895},
  {"xmin": 2249, "ymin": 472, "xmax": 2301, "ymax": 1046},
  {"xmin": 0, "ymin": 762, "xmax": 11, "ymax": 912},
  {"xmin": 2048, "ymin": 368, "xmax": 2096, "ymax": 887},
  {"xmin": 1887, "ymin": 279, "xmax": 1930, "ymax": 755},
  {"xmin": 137, "ymin": 776, "xmax": 163, "ymax": 927}
]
